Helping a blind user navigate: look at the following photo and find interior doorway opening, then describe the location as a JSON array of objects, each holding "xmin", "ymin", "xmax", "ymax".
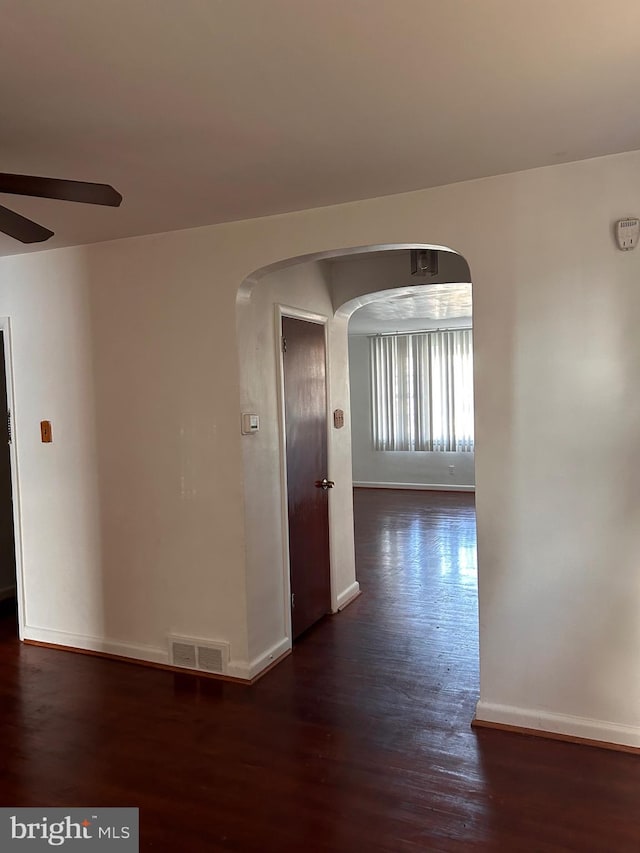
[
  {"xmin": 236, "ymin": 242, "xmax": 477, "ymax": 671},
  {"xmin": 0, "ymin": 325, "xmax": 19, "ymax": 640},
  {"xmin": 346, "ymin": 279, "xmax": 475, "ymax": 494}
]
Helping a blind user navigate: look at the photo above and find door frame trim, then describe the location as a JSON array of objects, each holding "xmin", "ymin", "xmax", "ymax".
[
  {"xmin": 274, "ymin": 305, "xmax": 332, "ymax": 643},
  {"xmin": 0, "ymin": 318, "xmax": 26, "ymax": 639}
]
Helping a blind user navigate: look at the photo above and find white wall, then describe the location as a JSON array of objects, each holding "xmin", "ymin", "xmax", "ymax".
[
  {"xmin": 0, "ymin": 238, "xmax": 250, "ymax": 670},
  {"xmin": 1, "ymin": 150, "xmax": 640, "ymax": 746},
  {"xmin": 348, "ymin": 335, "xmax": 475, "ymax": 489}
]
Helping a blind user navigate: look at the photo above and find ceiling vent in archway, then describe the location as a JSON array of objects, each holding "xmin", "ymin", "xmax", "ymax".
[{"xmin": 410, "ymin": 248, "xmax": 439, "ymax": 277}]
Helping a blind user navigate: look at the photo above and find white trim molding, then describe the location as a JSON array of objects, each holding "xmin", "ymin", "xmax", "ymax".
[
  {"xmin": 354, "ymin": 481, "xmax": 475, "ymax": 493},
  {"xmin": 336, "ymin": 581, "xmax": 360, "ymax": 612},
  {"xmin": 243, "ymin": 636, "xmax": 291, "ymax": 681},
  {"xmin": 475, "ymin": 700, "xmax": 640, "ymax": 750},
  {"xmin": 23, "ymin": 625, "xmax": 169, "ymax": 665},
  {"xmin": 25, "ymin": 625, "xmax": 292, "ymax": 684}
]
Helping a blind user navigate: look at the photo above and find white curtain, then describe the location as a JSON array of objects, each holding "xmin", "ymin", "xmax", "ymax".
[{"xmin": 370, "ymin": 329, "xmax": 474, "ymax": 452}]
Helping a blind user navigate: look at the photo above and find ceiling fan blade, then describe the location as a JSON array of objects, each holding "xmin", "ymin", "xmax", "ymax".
[
  {"xmin": 0, "ymin": 205, "xmax": 54, "ymax": 243},
  {"xmin": 0, "ymin": 173, "xmax": 122, "ymax": 207}
]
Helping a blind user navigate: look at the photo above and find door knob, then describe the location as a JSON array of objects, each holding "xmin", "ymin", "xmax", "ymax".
[{"xmin": 315, "ymin": 477, "xmax": 335, "ymax": 490}]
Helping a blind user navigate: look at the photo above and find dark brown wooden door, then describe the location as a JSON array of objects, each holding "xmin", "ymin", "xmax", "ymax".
[{"xmin": 282, "ymin": 317, "xmax": 331, "ymax": 639}]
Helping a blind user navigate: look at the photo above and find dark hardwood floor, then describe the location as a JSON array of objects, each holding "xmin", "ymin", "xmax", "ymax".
[{"xmin": 1, "ymin": 489, "xmax": 640, "ymax": 851}]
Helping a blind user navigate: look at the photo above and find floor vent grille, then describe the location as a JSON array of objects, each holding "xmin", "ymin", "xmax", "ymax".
[
  {"xmin": 197, "ymin": 645, "xmax": 224, "ymax": 673},
  {"xmin": 171, "ymin": 641, "xmax": 197, "ymax": 669},
  {"xmin": 169, "ymin": 636, "xmax": 229, "ymax": 675}
]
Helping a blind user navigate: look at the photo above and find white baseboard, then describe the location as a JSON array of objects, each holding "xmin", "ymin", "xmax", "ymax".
[
  {"xmin": 23, "ymin": 624, "xmax": 292, "ymax": 684},
  {"xmin": 0, "ymin": 585, "xmax": 16, "ymax": 602},
  {"xmin": 354, "ymin": 481, "xmax": 475, "ymax": 493},
  {"xmin": 230, "ymin": 636, "xmax": 291, "ymax": 681},
  {"xmin": 22, "ymin": 624, "xmax": 169, "ymax": 665},
  {"xmin": 475, "ymin": 700, "xmax": 640, "ymax": 749},
  {"xmin": 336, "ymin": 581, "xmax": 361, "ymax": 611}
]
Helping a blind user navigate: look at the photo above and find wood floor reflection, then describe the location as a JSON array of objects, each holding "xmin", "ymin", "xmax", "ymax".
[{"xmin": 1, "ymin": 488, "xmax": 639, "ymax": 851}]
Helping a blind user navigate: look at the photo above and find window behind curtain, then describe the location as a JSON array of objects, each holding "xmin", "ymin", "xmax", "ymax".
[{"xmin": 370, "ymin": 329, "xmax": 474, "ymax": 451}]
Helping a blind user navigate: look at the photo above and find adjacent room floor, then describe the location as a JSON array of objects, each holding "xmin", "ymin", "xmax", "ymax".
[{"xmin": 1, "ymin": 489, "xmax": 639, "ymax": 851}]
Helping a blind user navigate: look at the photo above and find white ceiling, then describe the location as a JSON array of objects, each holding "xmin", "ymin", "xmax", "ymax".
[
  {"xmin": 1, "ymin": 0, "xmax": 640, "ymax": 256},
  {"xmin": 348, "ymin": 283, "xmax": 472, "ymax": 334}
]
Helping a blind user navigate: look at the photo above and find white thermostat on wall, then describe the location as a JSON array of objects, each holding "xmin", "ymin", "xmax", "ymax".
[
  {"xmin": 241, "ymin": 413, "xmax": 260, "ymax": 435},
  {"xmin": 616, "ymin": 218, "xmax": 639, "ymax": 250}
]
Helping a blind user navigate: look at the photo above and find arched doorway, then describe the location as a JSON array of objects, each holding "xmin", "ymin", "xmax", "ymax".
[{"xmin": 235, "ymin": 243, "xmax": 475, "ymax": 677}]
